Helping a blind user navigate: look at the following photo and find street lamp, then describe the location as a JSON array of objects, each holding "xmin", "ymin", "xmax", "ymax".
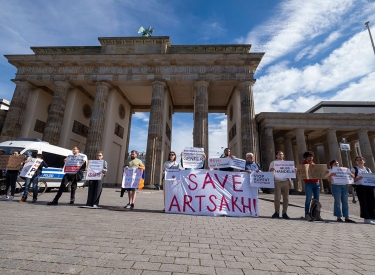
[
  {"xmin": 339, "ymin": 138, "xmax": 356, "ymax": 203},
  {"xmin": 365, "ymin": 21, "xmax": 375, "ymax": 56}
]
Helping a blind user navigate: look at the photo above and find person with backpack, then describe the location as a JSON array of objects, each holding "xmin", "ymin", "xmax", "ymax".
[
  {"xmin": 351, "ymin": 156, "xmax": 375, "ymax": 224},
  {"xmin": 328, "ymin": 159, "xmax": 356, "ymax": 223}
]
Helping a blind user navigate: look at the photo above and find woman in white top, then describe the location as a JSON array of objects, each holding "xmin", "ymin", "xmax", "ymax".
[
  {"xmin": 351, "ymin": 156, "xmax": 375, "ymax": 225},
  {"xmin": 162, "ymin": 151, "xmax": 179, "ymax": 213}
]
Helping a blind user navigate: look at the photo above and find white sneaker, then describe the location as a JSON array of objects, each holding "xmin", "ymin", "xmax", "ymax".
[
  {"xmin": 93, "ymin": 205, "xmax": 98, "ymax": 208},
  {"xmin": 0, "ymin": 195, "xmax": 8, "ymax": 200},
  {"xmin": 364, "ymin": 219, "xmax": 375, "ymax": 224},
  {"xmin": 8, "ymin": 196, "xmax": 14, "ymax": 201}
]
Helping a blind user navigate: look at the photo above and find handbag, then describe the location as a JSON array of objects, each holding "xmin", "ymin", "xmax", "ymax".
[{"xmin": 75, "ymin": 170, "xmax": 83, "ymax": 181}]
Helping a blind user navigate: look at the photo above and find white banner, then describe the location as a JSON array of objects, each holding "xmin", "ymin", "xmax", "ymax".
[
  {"xmin": 86, "ymin": 160, "xmax": 104, "ymax": 180},
  {"xmin": 165, "ymin": 170, "xmax": 258, "ymax": 217},
  {"xmin": 361, "ymin": 173, "xmax": 375, "ymax": 186},
  {"xmin": 332, "ymin": 167, "xmax": 353, "ymax": 185},
  {"xmin": 208, "ymin": 157, "xmax": 246, "ymax": 170},
  {"xmin": 20, "ymin": 158, "xmax": 43, "ymax": 178},
  {"xmin": 63, "ymin": 155, "xmax": 85, "ymax": 174},
  {"xmin": 273, "ymin": 161, "xmax": 296, "ymax": 179},
  {"xmin": 122, "ymin": 168, "xmax": 143, "ymax": 188},
  {"xmin": 250, "ymin": 172, "xmax": 275, "ymax": 188},
  {"xmin": 182, "ymin": 147, "xmax": 205, "ymax": 169}
]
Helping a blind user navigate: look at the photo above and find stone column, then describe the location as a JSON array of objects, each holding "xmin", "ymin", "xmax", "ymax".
[
  {"xmin": 350, "ymin": 141, "xmax": 358, "ymax": 167},
  {"xmin": 84, "ymin": 82, "xmax": 111, "ymax": 160},
  {"xmin": 264, "ymin": 128, "xmax": 275, "ymax": 169},
  {"xmin": 238, "ymin": 81, "xmax": 257, "ymax": 159},
  {"xmin": 193, "ymin": 81, "xmax": 209, "ymax": 157},
  {"xmin": 370, "ymin": 136, "xmax": 375, "ymax": 159},
  {"xmin": 295, "ymin": 128, "xmax": 307, "ymax": 163},
  {"xmin": 125, "ymin": 110, "xmax": 133, "ymax": 159},
  {"xmin": 312, "ymin": 146, "xmax": 320, "ymax": 164},
  {"xmin": 326, "ymin": 129, "xmax": 342, "ymax": 164},
  {"xmin": 42, "ymin": 81, "xmax": 71, "ymax": 145},
  {"xmin": 358, "ymin": 130, "xmax": 375, "ymax": 172},
  {"xmin": 145, "ymin": 81, "xmax": 166, "ymax": 188},
  {"xmin": 0, "ymin": 80, "xmax": 33, "ymax": 142},
  {"xmin": 284, "ymin": 135, "xmax": 294, "ymax": 161}
]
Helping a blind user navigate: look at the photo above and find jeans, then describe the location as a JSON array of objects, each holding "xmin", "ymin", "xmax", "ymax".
[
  {"xmin": 22, "ymin": 174, "xmax": 40, "ymax": 200},
  {"xmin": 5, "ymin": 172, "xmax": 18, "ymax": 196},
  {"xmin": 331, "ymin": 184, "xmax": 349, "ymax": 218},
  {"xmin": 305, "ymin": 183, "xmax": 320, "ymax": 214}
]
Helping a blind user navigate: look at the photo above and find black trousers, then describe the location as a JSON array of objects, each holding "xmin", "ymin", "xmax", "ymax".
[
  {"xmin": 54, "ymin": 174, "xmax": 78, "ymax": 201},
  {"xmin": 86, "ymin": 180, "xmax": 103, "ymax": 206},
  {"xmin": 356, "ymin": 185, "xmax": 375, "ymax": 219},
  {"xmin": 5, "ymin": 172, "xmax": 18, "ymax": 196}
]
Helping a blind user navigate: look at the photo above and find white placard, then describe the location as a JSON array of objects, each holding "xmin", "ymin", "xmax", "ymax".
[
  {"xmin": 122, "ymin": 168, "xmax": 143, "ymax": 188},
  {"xmin": 273, "ymin": 161, "xmax": 296, "ymax": 179},
  {"xmin": 339, "ymin": 143, "xmax": 351, "ymax": 151},
  {"xmin": 19, "ymin": 158, "xmax": 43, "ymax": 178},
  {"xmin": 63, "ymin": 155, "xmax": 85, "ymax": 174},
  {"xmin": 182, "ymin": 147, "xmax": 205, "ymax": 169},
  {"xmin": 250, "ymin": 172, "xmax": 275, "ymax": 188},
  {"xmin": 230, "ymin": 158, "xmax": 246, "ymax": 170},
  {"xmin": 86, "ymin": 160, "xmax": 104, "ymax": 180},
  {"xmin": 361, "ymin": 173, "xmax": 375, "ymax": 186},
  {"xmin": 208, "ymin": 157, "xmax": 246, "ymax": 170},
  {"xmin": 331, "ymin": 167, "xmax": 353, "ymax": 185}
]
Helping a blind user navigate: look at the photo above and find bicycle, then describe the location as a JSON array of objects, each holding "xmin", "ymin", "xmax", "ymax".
[{"xmin": 0, "ymin": 177, "xmax": 47, "ymax": 197}]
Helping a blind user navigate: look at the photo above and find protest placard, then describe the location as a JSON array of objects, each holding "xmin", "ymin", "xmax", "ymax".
[
  {"xmin": 19, "ymin": 158, "xmax": 43, "ymax": 178},
  {"xmin": 165, "ymin": 170, "xmax": 258, "ymax": 217},
  {"xmin": 273, "ymin": 161, "xmax": 296, "ymax": 178},
  {"xmin": 122, "ymin": 168, "xmax": 143, "ymax": 189},
  {"xmin": 63, "ymin": 155, "xmax": 85, "ymax": 174},
  {"xmin": 85, "ymin": 160, "xmax": 104, "ymax": 180},
  {"xmin": 331, "ymin": 167, "xmax": 354, "ymax": 185},
  {"xmin": 361, "ymin": 173, "xmax": 375, "ymax": 186},
  {"xmin": 296, "ymin": 164, "xmax": 328, "ymax": 180},
  {"xmin": 250, "ymin": 172, "xmax": 275, "ymax": 188},
  {"xmin": 0, "ymin": 155, "xmax": 24, "ymax": 170},
  {"xmin": 230, "ymin": 158, "xmax": 246, "ymax": 170},
  {"xmin": 182, "ymin": 147, "xmax": 205, "ymax": 169},
  {"xmin": 208, "ymin": 157, "xmax": 246, "ymax": 170}
]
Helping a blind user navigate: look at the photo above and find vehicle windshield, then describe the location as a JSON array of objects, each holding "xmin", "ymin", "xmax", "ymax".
[{"xmin": 0, "ymin": 146, "xmax": 25, "ymax": 155}]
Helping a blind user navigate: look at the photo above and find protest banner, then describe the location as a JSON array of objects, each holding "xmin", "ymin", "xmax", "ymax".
[
  {"xmin": 165, "ymin": 170, "xmax": 258, "ymax": 217},
  {"xmin": 361, "ymin": 173, "xmax": 375, "ymax": 186},
  {"xmin": 63, "ymin": 155, "xmax": 85, "ymax": 174},
  {"xmin": 331, "ymin": 167, "xmax": 354, "ymax": 185},
  {"xmin": 273, "ymin": 161, "xmax": 296, "ymax": 178},
  {"xmin": 0, "ymin": 155, "xmax": 24, "ymax": 170},
  {"xmin": 296, "ymin": 164, "xmax": 328, "ymax": 180},
  {"xmin": 182, "ymin": 147, "xmax": 205, "ymax": 169},
  {"xmin": 208, "ymin": 157, "xmax": 246, "ymax": 170},
  {"xmin": 19, "ymin": 158, "xmax": 43, "ymax": 178},
  {"xmin": 85, "ymin": 160, "xmax": 104, "ymax": 180},
  {"xmin": 230, "ymin": 158, "xmax": 246, "ymax": 170},
  {"xmin": 122, "ymin": 168, "xmax": 143, "ymax": 189},
  {"xmin": 250, "ymin": 172, "xmax": 275, "ymax": 188}
]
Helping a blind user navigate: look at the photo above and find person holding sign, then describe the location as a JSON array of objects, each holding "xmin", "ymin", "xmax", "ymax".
[
  {"xmin": 1, "ymin": 151, "xmax": 22, "ymax": 201},
  {"xmin": 20, "ymin": 154, "xmax": 48, "ymax": 203},
  {"xmin": 269, "ymin": 151, "xmax": 292, "ymax": 219},
  {"xmin": 85, "ymin": 151, "xmax": 108, "ymax": 208},
  {"xmin": 328, "ymin": 160, "xmax": 355, "ymax": 223},
  {"xmin": 122, "ymin": 150, "xmax": 144, "ymax": 210},
  {"xmin": 243, "ymin": 153, "xmax": 261, "ymax": 173},
  {"xmin": 351, "ymin": 156, "xmax": 375, "ymax": 224},
  {"xmin": 162, "ymin": 151, "xmax": 180, "ymax": 213},
  {"xmin": 47, "ymin": 147, "xmax": 87, "ymax": 205},
  {"xmin": 219, "ymin": 148, "xmax": 235, "ymax": 172}
]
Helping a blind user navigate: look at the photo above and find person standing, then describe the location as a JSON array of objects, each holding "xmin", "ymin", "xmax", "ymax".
[
  {"xmin": 351, "ymin": 156, "xmax": 375, "ymax": 224},
  {"xmin": 20, "ymin": 154, "xmax": 48, "ymax": 203},
  {"xmin": 219, "ymin": 148, "xmax": 235, "ymax": 172},
  {"xmin": 162, "ymin": 151, "xmax": 179, "ymax": 213},
  {"xmin": 123, "ymin": 150, "xmax": 144, "ymax": 210},
  {"xmin": 1, "ymin": 151, "xmax": 22, "ymax": 201},
  {"xmin": 85, "ymin": 151, "xmax": 108, "ymax": 208},
  {"xmin": 269, "ymin": 151, "xmax": 291, "ymax": 219},
  {"xmin": 47, "ymin": 147, "xmax": 87, "ymax": 205},
  {"xmin": 243, "ymin": 153, "xmax": 261, "ymax": 173}
]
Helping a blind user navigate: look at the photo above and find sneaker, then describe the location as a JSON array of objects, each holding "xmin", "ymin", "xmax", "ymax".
[
  {"xmin": 69, "ymin": 200, "xmax": 74, "ymax": 204},
  {"xmin": 93, "ymin": 205, "xmax": 98, "ymax": 208},
  {"xmin": 364, "ymin": 219, "xmax": 375, "ymax": 225},
  {"xmin": 305, "ymin": 213, "xmax": 313, "ymax": 221},
  {"xmin": 282, "ymin": 213, "xmax": 290, "ymax": 219},
  {"xmin": 337, "ymin": 218, "xmax": 344, "ymax": 222},
  {"xmin": 352, "ymin": 200, "xmax": 357, "ymax": 204},
  {"xmin": 161, "ymin": 208, "xmax": 165, "ymax": 213},
  {"xmin": 345, "ymin": 218, "xmax": 356, "ymax": 223},
  {"xmin": 47, "ymin": 200, "xmax": 58, "ymax": 205},
  {"xmin": 130, "ymin": 203, "xmax": 134, "ymax": 210},
  {"xmin": 0, "ymin": 195, "xmax": 8, "ymax": 200},
  {"xmin": 20, "ymin": 197, "xmax": 26, "ymax": 202},
  {"xmin": 8, "ymin": 196, "xmax": 14, "ymax": 201},
  {"xmin": 32, "ymin": 199, "xmax": 37, "ymax": 203},
  {"xmin": 271, "ymin": 212, "xmax": 280, "ymax": 218},
  {"xmin": 124, "ymin": 203, "xmax": 131, "ymax": 209}
]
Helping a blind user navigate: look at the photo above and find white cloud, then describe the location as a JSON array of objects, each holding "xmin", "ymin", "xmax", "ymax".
[{"xmin": 133, "ymin": 112, "xmax": 149, "ymax": 123}]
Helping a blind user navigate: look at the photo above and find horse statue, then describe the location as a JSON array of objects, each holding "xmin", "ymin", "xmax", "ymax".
[{"xmin": 138, "ymin": 26, "xmax": 154, "ymax": 37}]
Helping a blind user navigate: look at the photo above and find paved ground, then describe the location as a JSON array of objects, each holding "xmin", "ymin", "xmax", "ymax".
[{"xmin": 1, "ymin": 187, "xmax": 374, "ymax": 275}]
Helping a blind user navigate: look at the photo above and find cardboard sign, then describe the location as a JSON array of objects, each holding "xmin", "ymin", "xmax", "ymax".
[
  {"xmin": 331, "ymin": 167, "xmax": 353, "ymax": 185},
  {"xmin": 122, "ymin": 168, "xmax": 143, "ymax": 188},
  {"xmin": 182, "ymin": 147, "xmax": 205, "ymax": 169},
  {"xmin": 273, "ymin": 161, "xmax": 296, "ymax": 179},
  {"xmin": 63, "ymin": 155, "xmax": 85, "ymax": 174},
  {"xmin": 361, "ymin": 173, "xmax": 375, "ymax": 186},
  {"xmin": 296, "ymin": 164, "xmax": 328, "ymax": 180},
  {"xmin": 250, "ymin": 172, "xmax": 275, "ymax": 188},
  {"xmin": 208, "ymin": 157, "xmax": 246, "ymax": 170},
  {"xmin": 86, "ymin": 160, "xmax": 104, "ymax": 180},
  {"xmin": 0, "ymin": 155, "xmax": 25, "ymax": 170},
  {"xmin": 19, "ymin": 158, "xmax": 43, "ymax": 178}
]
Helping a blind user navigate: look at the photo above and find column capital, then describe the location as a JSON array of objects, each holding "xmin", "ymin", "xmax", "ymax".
[
  {"xmin": 95, "ymin": 81, "xmax": 112, "ymax": 89},
  {"xmin": 151, "ymin": 80, "xmax": 167, "ymax": 87},
  {"xmin": 55, "ymin": 80, "xmax": 72, "ymax": 89},
  {"xmin": 11, "ymin": 79, "xmax": 34, "ymax": 89},
  {"xmin": 194, "ymin": 80, "xmax": 209, "ymax": 88},
  {"xmin": 237, "ymin": 80, "xmax": 256, "ymax": 89},
  {"xmin": 325, "ymin": 128, "xmax": 337, "ymax": 133},
  {"xmin": 358, "ymin": 129, "xmax": 368, "ymax": 133}
]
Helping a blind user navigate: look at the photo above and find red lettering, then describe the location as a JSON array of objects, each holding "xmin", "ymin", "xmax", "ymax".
[
  {"xmin": 195, "ymin": 195, "xmax": 205, "ymax": 211},
  {"xmin": 215, "ymin": 173, "xmax": 228, "ymax": 189},
  {"xmin": 232, "ymin": 175, "xmax": 243, "ymax": 192},
  {"xmin": 207, "ymin": 195, "xmax": 217, "ymax": 212},
  {"xmin": 168, "ymin": 195, "xmax": 181, "ymax": 212},
  {"xmin": 231, "ymin": 196, "xmax": 242, "ymax": 212},
  {"xmin": 183, "ymin": 195, "xmax": 195, "ymax": 212},
  {"xmin": 241, "ymin": 197, "xmax": 252, "ymax": 214},
  {"xmin": 203, "ymin": 173, "xmax": 216, "ymax": 189},
  {"xmin": 219, "ymin": 195, "xmax": 229, "ymax": 211},
  {"xmin": 187, "ymin": 174, "xmax": 198, "ymax": 190}
]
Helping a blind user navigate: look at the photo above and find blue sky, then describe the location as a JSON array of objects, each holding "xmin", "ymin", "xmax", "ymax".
[{"xmin": 0, "ymin": 0, "xmax": 374, "ymax": 158}]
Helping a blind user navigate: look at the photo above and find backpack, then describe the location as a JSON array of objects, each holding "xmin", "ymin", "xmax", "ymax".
[{"xmin": 309, "ymin": 199, "xmax": 322, "ymax": 221}]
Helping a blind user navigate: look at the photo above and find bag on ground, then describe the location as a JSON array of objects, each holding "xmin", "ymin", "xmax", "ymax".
[{"xmin": 309, "ymin": 199, "xmax": 322, "ymax": 221}]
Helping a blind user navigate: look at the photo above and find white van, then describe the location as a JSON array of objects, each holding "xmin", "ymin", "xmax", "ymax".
[{"xmin": 0, "ymin": 138, "xmax": 86, "ymax": 191}]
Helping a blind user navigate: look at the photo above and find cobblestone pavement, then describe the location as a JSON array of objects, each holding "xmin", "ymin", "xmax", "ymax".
[{"xmin": 1, "ymin": 187, "xmax": 374, "ymax": 275}]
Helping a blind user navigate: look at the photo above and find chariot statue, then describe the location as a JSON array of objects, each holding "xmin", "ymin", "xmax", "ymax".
[{"xmin": 138, "ymin": 26, "xmax": 154, "ymax": 37}]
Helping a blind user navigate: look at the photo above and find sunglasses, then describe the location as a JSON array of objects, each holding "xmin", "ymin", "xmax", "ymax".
[
  {"xmin": 97, "ymin": 155, "xmax": 103, "ymax": 156},
  {"xmin": 169, "ymin": 154, "xmax": 175, "ymax": 156}
]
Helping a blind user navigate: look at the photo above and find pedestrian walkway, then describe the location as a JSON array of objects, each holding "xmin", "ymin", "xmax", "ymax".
[{"xmin": 0, "ymin": 188, "xmax": 374, "ymax": 274}]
